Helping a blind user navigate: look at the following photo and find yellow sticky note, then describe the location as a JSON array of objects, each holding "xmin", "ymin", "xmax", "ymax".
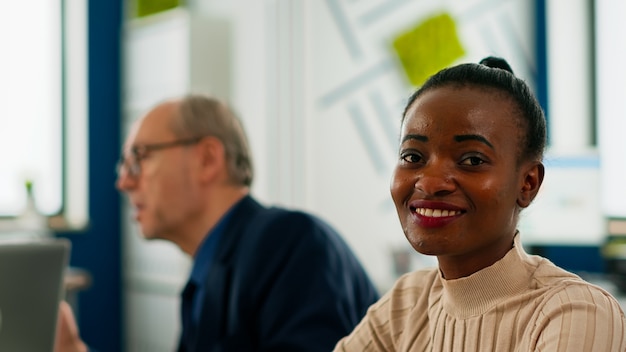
[{"xmin": 392, "ymin": 13, "xmax": 465, "ymax": 86}]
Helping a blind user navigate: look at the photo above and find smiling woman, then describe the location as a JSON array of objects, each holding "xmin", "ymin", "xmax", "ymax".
[
  {"xmin": 392, "ymin": 84, "xmax": 531, "ymax": 279},
  {"xmin": 334, "ymin": 57, "xmax": 626, "ymax": 352}
]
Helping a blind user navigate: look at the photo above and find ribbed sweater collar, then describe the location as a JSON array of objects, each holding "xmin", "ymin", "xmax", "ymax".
[{"xmin": 438, "ymin": 233, "xmax": 534, "ymax": 318}]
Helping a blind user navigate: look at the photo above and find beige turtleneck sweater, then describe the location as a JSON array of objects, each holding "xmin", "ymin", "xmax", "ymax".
[{"xmin": 334, "ymin": 234, "xmax": 626, "ymax": 351}]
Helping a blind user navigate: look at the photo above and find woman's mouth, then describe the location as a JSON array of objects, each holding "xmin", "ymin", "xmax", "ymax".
[
  {"xmin": 410, "ymin": 207, "xmax": 464, "ymax": 228},
  {"xmin": 414, "ymin": 208, "xmax": 462, "ymax": 218}
]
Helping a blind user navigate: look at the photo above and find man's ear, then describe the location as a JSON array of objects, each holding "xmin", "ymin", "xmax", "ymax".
[
  {"xmin": 195, "ymin": 137, "xmax": 226, "ymax": 182},
  {"xmin": 517, "ymin": 161, "xmax": 545, "ymax": 208}
]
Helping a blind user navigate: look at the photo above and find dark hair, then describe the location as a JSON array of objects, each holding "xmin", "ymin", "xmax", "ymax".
[{"xmin": 401, "ymin": 56, "xmax": 547, "ymax": 162}]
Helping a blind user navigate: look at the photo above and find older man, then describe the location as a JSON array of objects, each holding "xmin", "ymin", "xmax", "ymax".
[{"xmin": 56, "ymin": 94, "xmax": 378, "ymax": 352}]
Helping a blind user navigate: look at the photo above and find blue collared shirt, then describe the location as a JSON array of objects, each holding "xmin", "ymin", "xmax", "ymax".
[{"xmin": 187, "ymin": 204, "xmax": 238, "ymax": 325}]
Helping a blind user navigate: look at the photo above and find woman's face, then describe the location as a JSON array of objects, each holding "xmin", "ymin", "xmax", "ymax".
[{"xmin": 390, "ymin": 85, "xmax": 543, "ymax": 279}]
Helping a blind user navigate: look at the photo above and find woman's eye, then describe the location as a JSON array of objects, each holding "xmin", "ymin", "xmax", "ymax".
[
  {"xmin": 400, "ymin": 153, "xmax": 422, "ymax": 163},
  {"xmin": 460, "ymin": 156, "xmax": 484, "ymax": 166}
]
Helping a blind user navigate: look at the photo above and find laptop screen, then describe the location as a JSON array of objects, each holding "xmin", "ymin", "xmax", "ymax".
[{"xmin": 0, "ymin": 238, "xmax": 70, "ymax": 351}]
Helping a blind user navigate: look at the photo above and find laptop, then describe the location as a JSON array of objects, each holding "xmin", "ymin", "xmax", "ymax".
[{"xmin": 0, "ymin": 237, "xmax": 71, "ymax": 352}]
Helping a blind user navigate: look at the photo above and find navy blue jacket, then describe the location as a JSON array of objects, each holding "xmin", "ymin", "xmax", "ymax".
[{"xmin": 177, "ymin": 196, "xmax": 379, "ymax": 351}]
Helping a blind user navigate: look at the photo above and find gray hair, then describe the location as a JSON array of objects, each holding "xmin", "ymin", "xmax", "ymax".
[{"xmin": 171, "ymin": 94, "xmax": 254, "ymax": 187}]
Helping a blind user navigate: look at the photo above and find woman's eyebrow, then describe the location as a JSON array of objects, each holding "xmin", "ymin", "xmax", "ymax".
[
  {"xmin": 401, "ymin": 134, "xmax": 428, "ymax": 143},
  {"xmin": 454, "ymin": 134, "xmax": 494, "ymax": 149}
]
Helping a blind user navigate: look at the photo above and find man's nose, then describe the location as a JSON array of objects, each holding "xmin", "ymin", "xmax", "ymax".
[{"xmin": 116, "ymin": 169, "xmax": 136, "ymax": 191}]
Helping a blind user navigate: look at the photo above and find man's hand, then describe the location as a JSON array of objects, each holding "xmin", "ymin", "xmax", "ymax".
[{"xmin": 54, "ymin": 301, "xmax": 88, "ymax": 352}]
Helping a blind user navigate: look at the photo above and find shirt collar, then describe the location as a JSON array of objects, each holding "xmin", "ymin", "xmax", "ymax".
[
  {"xmin": 188, "ymin": 200, "xmax": 240, "ymax": 286},
  {"xmin": 439, "ymin": 232, "xmax": 533, "ymax": 318}
]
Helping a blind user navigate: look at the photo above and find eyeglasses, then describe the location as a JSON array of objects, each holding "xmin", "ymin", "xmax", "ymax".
[{"xmin": 116, "ymin": 136, "xmax": 204, "ymax": 178}]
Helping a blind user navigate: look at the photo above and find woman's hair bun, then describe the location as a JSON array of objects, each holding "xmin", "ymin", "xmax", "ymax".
[{"xmin": 479, "ymin": 56, "xmax": 514, "ymax": 74}]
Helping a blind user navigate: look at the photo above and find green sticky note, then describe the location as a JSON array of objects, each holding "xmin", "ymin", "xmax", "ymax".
[
  {"xmin": 135, "ymin": 0, "xmax": 182, "ymax": 18},
  {"xmin": 392, "ymin": 13, "xmax": 465, "ymax": 87}
]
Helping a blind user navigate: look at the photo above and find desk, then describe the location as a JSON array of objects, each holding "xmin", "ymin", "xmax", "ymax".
[{"xmin": 65, "ymin": 267, "xmax": 91, "ymax": 313}]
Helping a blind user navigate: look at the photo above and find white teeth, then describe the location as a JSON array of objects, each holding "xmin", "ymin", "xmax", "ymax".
[{"xmin": 415, "ymin": 208, "xmax": 459, "ymax": 217}]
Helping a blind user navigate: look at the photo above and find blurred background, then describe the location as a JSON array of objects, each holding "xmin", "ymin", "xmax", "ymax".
[{"xmin": 1, "ymin": 0, "xmax": 626, "ymax": 351}]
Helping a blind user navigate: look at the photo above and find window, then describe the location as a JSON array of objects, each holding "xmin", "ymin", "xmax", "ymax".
[
  {"xmin": 0, "ymin": 1, "xmax": 62, "ymax": 217},
  {"xmin": 0, "ymin": 0, "xmax": 88, "ymax": 229}
]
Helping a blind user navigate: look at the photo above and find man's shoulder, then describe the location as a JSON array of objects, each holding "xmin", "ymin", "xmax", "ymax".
[
  {"xmin": 250, "ymin": 206, "xmax": 336, "ymax": 241},
  {"xmin": 239, "ymin": 197, "xmax": 334, "ymax": 234},
  {"xmin": 232, "ymin": 197, "xmax": 349, "ymax": 258},
  {"xmin": 237, "ymin": 197, "xmax": 318, "ymax": 222}
]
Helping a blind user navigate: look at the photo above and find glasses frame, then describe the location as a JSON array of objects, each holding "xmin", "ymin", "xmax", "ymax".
[{"xmin": 116, "ymin": 136, "xmax": 204, "ymax": 178}]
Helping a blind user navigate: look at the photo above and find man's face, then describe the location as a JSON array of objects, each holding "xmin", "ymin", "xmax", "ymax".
[{"xmin": 116, "ymin": 102, "xmax": 202, "ymax": 242}]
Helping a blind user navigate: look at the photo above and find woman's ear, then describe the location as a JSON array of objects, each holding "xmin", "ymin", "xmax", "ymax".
[{"xmin": 517, "ymin": 162, "xmax": 545, "ymax": 208}]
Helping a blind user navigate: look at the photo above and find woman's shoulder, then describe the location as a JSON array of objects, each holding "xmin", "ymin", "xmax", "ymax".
[
  {"xmin": 372, "ymin": 268, "xmax": 440, "ymax": 312},
  {"xmin": 394, "ymin": 268, "xmax": 441, "ymax": 291},
  {"xmin": 531, "ymin": 256, "xmax": 600, "ymax": 290},
  {"xmin": 531, "ymin": 259, "xmax": 625, "ymax": 315}
]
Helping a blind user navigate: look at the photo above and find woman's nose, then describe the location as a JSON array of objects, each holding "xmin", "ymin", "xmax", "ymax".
[{"xmin": 414, "ymin": 163, "xmax": 455, "ymax": 196}]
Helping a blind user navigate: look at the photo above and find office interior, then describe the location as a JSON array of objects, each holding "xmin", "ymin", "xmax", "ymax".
[{"xmin": 2, "ymin": 0, "xmax": 626, "ymax": 351}]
